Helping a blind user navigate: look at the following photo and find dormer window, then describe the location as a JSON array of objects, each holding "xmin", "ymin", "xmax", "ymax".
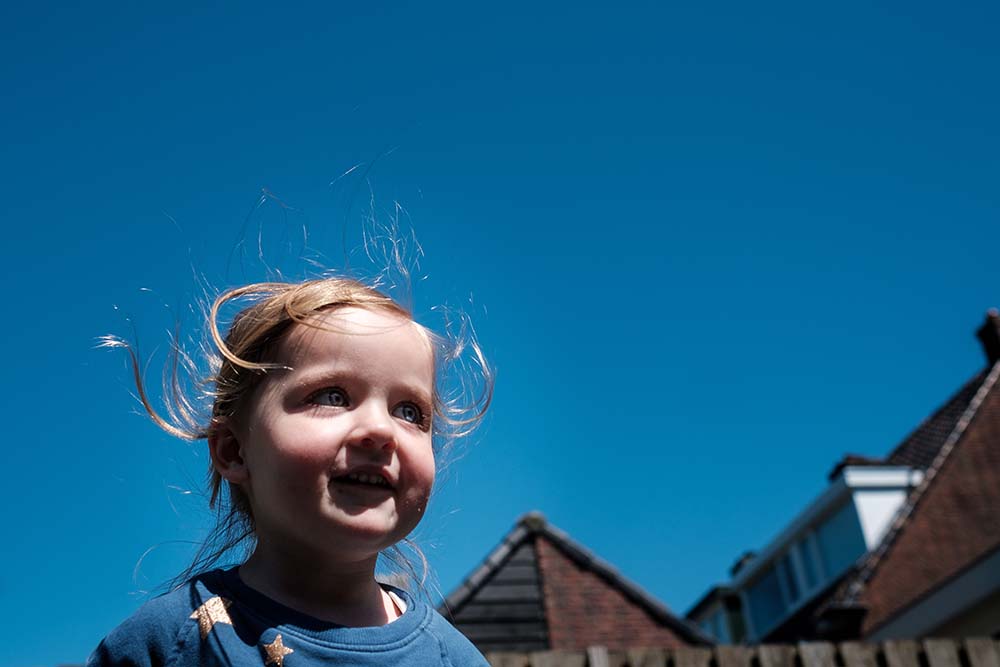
[
  {"xmin": 687, "ymin": 312, "xmax": 999, "ymax": 642},
  {"xmin": 726, "ymin": 467, "xmax": 922, "ymax": 640}
]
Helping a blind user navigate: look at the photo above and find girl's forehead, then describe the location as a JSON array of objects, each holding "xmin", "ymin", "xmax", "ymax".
[{"xmin": 278, "ymin": 306, "xmax": 434, "ymax": 368}]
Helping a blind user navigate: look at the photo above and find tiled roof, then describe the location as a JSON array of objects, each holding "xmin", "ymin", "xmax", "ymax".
[
  {"xmin": 769, "ymin": 311, "xmax": 1000, "ymax": 640},
  {"xmin": 838, "ymin": 359, "xmax": 1000, "ymax": 635},
  {"xmin": 805, "ymin": 312, "xmax": 1000, "ymax": 637},
  {"xmin": 884, "ymin": 369, "xmax": 989, "ymax": 470},
  {"xmin": 440, "ymin": 512, "xmax": 711, "ymax": 652},
  {"xmin": 883, "ymin": 310, "xmax": 1000, "ymax": 472}
]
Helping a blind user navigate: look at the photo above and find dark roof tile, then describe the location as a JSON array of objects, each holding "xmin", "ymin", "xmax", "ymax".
[{"xmin": 885, "ymin": 370, "xmax": 988, "ymax": 470}]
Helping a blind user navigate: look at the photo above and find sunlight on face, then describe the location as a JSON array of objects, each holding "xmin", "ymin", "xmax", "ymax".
[{"xmin": 237, "ymin": 307, "xmax": 436, "ymax": 562}]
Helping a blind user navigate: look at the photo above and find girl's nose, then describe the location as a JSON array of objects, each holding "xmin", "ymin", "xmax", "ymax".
[{"xmin": 350, "ymin": 403, "xmax": 396, "ymax": 452}]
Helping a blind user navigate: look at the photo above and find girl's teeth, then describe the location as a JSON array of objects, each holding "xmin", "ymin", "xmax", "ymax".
[{"xmin": 344, "ymin": 472, "xmax": 385, "ymax": 486}]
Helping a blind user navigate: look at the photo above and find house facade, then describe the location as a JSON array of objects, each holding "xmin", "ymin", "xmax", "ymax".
[
  {"xmin": 687, "ymin": 310, "xmax": 1000, "ymax": 642},
  {"xmin": 440, "ymin": 512, "xmax": 710, "ymax": 653}
]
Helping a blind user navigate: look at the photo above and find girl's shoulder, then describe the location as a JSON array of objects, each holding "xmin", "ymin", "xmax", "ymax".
[
  {"xmin": 421, "ymin": 605, "xmax": 491, "ymax": 666},
  {"xmin": 86, "ymin": 570, "xmax": 232, "ymax": 667}
]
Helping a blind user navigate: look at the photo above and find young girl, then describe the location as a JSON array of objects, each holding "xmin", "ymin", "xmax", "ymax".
[{"xmin": 89, "ymin": 277, "xmax": 492, "ymax": 666}]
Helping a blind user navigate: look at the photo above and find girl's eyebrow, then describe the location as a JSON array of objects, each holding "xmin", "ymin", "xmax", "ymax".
[{"xmin": 289, "ymin": 367, "xmax": 348, "ymax": 389}]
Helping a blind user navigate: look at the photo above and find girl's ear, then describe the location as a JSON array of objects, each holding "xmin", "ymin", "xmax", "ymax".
[{"xmin": 208, "ymin": 419, "xmax": 249, "ymax": 484}]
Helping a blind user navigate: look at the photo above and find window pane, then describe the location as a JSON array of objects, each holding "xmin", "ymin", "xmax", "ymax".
[
  {"xmin": 746, "ymin": 566, "xmax": 785, "ymax": 637},
  {"xmin": 816, "ymin": 500, "xmax": 867, "ymax": 577},
  {"xmin": 699, "ymin": 610, "xmax": 725, "ymax": 641},
  {"xmin": 797, "ymin": 537, "xmax": 820, "ymax": 589},
  {"xmin": 711, "ymin": 611, "xmax": 723, "ymax": 640},
  {"xmin": 777, "ymin": 553, "xmax": 800, "ymax": 603}
]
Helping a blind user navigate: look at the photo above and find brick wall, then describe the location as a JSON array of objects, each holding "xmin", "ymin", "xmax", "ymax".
[{"xmin": 535, "ymin": 536, "xmax": 689, "ymax": 650}]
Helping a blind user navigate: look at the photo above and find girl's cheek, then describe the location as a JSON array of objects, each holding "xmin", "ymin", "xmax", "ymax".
[{"xmin": 283, "ymin": 446, "xmax": 333, "ymax": 467}]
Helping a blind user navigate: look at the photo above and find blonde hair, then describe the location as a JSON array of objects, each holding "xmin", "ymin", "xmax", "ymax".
[{"xmin": 102, "ymin": 276, "xmax": 492, "ymax": 589}]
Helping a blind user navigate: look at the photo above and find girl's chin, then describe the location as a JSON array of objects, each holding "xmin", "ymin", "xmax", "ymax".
[
  {"xmin": 317, "ymin": 511, "xmax": 412, "ymax": 549},
  {"xmin": 323, "ymin": 495, "xmax": 427, "ymax": 540}
]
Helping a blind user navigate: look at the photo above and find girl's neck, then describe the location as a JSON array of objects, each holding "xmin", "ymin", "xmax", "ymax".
[{"xmin": 238, "ymin": 544, "xmax": 400, "ymax": 627}]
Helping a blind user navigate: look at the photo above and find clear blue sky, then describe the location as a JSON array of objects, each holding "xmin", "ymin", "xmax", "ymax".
[{"xmin": 3, "ymin": 2, "xmax": 998, "ymax": 665}]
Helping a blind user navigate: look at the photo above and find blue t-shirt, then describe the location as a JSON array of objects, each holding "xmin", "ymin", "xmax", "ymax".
[{"xmin": 88, "ymin": 568, "xmax": 488, "ymax": 666}]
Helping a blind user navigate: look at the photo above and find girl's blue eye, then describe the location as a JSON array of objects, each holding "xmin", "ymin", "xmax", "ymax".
[
  {"xmin": 312, "ymin": 388, "xmax": 349, "ymax": 407},
  {"xmin": 393, "ymin": 402, "xmax": 423, "ymax": 425}
]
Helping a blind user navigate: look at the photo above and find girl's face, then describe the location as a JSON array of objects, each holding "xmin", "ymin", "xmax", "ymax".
[{"xmin": 227, "ymin": 307, "xmax": 436, "ymax": 563}]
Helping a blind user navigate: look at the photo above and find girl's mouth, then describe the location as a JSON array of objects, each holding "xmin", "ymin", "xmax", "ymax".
[{"xmin": 333, "ymin": 472, "xmax": 393, "ymax": 490}]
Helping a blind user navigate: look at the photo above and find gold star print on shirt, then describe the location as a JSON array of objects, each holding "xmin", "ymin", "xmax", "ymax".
[
  {"xmin": 189, "ymin": 596, "xmax": 234, "ymax": 639},
  {"xmin": 263, "ymin": 633, "xmax": 294, "ymax": 667}
]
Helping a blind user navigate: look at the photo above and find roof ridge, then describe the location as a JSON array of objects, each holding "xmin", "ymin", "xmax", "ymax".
[
  {"xmin": 884, "ymin": 368, "xmax": 989, "ymax": 466},
  {"xmin": 839, "ymin": 359, "xmax": 1000, "ymax": 605}
]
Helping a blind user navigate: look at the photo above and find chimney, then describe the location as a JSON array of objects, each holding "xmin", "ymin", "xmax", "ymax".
[{"xmin": 977, "ymin": 309, "xmax": 1000, "ymax": 365}]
